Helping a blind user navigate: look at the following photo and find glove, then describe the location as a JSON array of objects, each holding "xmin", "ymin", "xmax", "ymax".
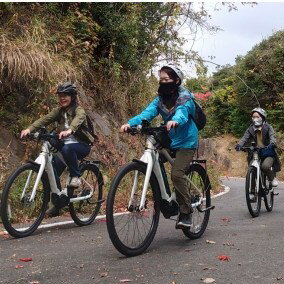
[{"xmin": 235, "ymin": 144, "xmax": 241, "ymax": 152}]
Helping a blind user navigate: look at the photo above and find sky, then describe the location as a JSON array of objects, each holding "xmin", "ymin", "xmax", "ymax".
[{"xmin": 182, "ymin": 2, "xmax": 284, "ymax": 77}]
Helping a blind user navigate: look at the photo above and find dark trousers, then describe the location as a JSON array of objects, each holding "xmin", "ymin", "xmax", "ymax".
[{"xmin": 53, "ymin": 143, "xmax": 91, "ymax": 178}]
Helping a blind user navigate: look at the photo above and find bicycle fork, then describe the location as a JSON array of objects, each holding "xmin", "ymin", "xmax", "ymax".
[
  {"xmin": 21, "ymin": 153, "xmax": 47, "ymax": 203},
  {"xmin": 128, "ymin": 150, "xmax": 154, "ymax": 211}
]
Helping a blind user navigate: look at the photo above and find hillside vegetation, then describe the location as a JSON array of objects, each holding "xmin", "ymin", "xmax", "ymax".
[
  {"xmin": 201, "ymin": 30, "xmax": 284, "ymax": 140},
  {"xmin": 0, "ymin": 3, "xmax": 216, "ymax": 134}
]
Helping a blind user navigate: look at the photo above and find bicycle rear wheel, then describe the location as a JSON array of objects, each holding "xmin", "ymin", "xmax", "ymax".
[
  {"xmin": 245, "ymin": 167, "xmax": 261, "ymax": 217},
  {"xmin": 106, "ymin": 162, "xmax": 160, "ymax": 257},
  {"xmin": 69, "ymin": 163, "xmax": 103, "ymax": 226},
  {"xmin": 0, "ymin": 163, "xmax": 50, "ymax": 238},
  {"xmin": 182, "ymin": 164, "xmax": 211, "ymax": 239},
  {"xmin": 263, "ymin": 175, "xmax": 274, "ymax": 212}
]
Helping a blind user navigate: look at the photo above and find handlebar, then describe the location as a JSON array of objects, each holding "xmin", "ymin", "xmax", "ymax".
[
  {"xmin": 27, "ymin": 132, "xmax": 60, "ymax": 141},
  {"xmin": 240, "ymin": 146, "xmax": 260, "ymax": 152},
  {"xmin": 126, "ymin": 125, "xmax": 167, "ymax": 136}
]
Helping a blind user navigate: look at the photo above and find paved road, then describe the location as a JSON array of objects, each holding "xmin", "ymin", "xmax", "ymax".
[{"xmin": 1, "ymin": 177, "xmax": 284, "ymax": 284}]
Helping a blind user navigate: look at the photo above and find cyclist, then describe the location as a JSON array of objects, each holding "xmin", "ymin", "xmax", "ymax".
[
  {"xmin": 20, "ymin": 82, "xmax": 94, "ymax": 216},
  {"xmin": 120, "ymin": 64, "xmax": 198, "ymax": 229},
  {"xmin": 235, "ymin": 107, "xmax": 280, "ymax": 189}
]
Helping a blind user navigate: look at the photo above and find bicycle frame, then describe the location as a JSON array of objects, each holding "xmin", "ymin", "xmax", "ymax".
[
  {"xmin": 128, "ymin": 135, "xmax": 204, "ymax": 211},
  {"xmin": 22, "ymin": 141, "xmax": 94, "ymax": 203},
  {"xmin": 249, "ymin": 150, "xmax": 265, "ymax": 194}
]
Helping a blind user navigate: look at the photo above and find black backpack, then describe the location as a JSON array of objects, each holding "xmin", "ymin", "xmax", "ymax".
[{"xmin": 191, "ymin": 99, "xmax": 207, "ymax": 131}]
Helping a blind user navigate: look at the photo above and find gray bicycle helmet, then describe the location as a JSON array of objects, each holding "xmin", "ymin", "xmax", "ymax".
[
  {"xmin": 162, "ymin": 64, "xmax": 184, "ymax": 83},
  {"xmin": 251, "ymin": 107, "xmax": 267, "ymax": 119},
  {"xmin": 57, "ymin": 82, "xmax": 77, "ymax": 96}
]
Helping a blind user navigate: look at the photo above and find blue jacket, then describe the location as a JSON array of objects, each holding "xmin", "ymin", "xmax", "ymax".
[{"xmin": 128, "ymin": 86, "xmax": 198, "ymax": 149}]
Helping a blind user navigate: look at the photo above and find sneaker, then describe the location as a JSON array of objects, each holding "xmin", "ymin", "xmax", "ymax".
[
  {"xmin": 271, "ymin": 178, "xmax": 278, "ymax": 187},
  {"xmin": 46, "ymin": 206, "xmax": 60, "ymax": 218},
  {"xmin": 175, "ymin": 213, "xmax": 193, "ymax": 229},
  {"xmin": 69, "ymin": 177, "xmax": 81, "ymax": 188}
]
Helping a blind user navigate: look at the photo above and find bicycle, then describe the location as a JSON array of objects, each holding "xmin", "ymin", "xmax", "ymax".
[
  {"xmin": 0, "ymin": 129, "xmax": 104, "ymax": 238},
  {"xmin": 241, "ymin": 142, "xmax": 277, "ymax": 218},
  {"xmin": 106, "ymin": 123, "xmax": 214, "ymax": 257}
]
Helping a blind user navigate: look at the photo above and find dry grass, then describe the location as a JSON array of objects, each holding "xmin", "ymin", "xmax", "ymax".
[{"xmin": 0, "ymin": 35, "xmax": 81, "ymax": 89}]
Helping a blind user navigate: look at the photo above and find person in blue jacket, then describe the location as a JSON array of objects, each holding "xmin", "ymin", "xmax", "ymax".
[{"xmin": 120, "ymin": 64, "xmax": 198, "ymax": 229}]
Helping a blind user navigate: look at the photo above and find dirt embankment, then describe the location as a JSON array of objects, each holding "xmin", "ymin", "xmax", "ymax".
[
  {"xmin": 198, "ymin": 135, "xmax": 249, "ymax": 178},
  {"xmin": 199, "ymin": 134, "xmax": 284, "ymax": 180}
]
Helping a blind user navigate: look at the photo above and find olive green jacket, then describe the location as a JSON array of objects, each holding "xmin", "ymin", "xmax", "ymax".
[{"xmin": 28, "ymin": 106, "xmax": 94, "ymax": 145}]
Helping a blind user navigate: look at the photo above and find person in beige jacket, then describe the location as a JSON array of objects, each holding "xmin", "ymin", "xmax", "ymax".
[{"xmin": 21, "ymin": 82, "xmax": 94, "ymax": 216}]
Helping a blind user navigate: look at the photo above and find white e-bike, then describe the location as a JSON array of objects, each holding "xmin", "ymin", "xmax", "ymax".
[
  {"xmin": 1, "ymin": 129, "xmax": 104, "ymax": 238},
  {"xmin": 106, "ymin": 123, "xmax": 214, "ymax": 256},
  {"xmin": 241, "ymin": 142, "xmax": 277, "ymax": 217}
]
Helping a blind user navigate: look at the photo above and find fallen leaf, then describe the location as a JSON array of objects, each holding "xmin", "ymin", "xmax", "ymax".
[
  {"xmin": 15, "ymin": 265, "xmax": 24, "ymax": 269},
  {"xmin": 29, "ymin": 281, "xmax": 39, "ymax": 284},
  {"xmin": 98, "ymin": 218, "xmax": 107, "ymax": 222},
  {"xmin": 100, "ymin": 272, "xmax": 108, "ymax": 278},
  {"xmin": 19, "ymin": 258, "xmax": 32, "ymax": 262},
  {"xmin": 184, "ymin": 249, "xmax": 191, "ymax": 252},
  {"xmin": 0, "ymin": 231, "xmax": 9, "ymax": 238},
  {"xmin": 221, "ymin": 217, "xmax": 231, "ymax": 222},
  {"xmin": 203, "ymin": 278, "xmax": 215, "ymax": 284},
  {"xmin": 218, "ymin": 255, "xmax": 230, "ymax": 261},
  {"xmin": 119, "ymin": 279, "xmax": 132, "ymax": 283},
  {"xmin": 206, "ymin": 240, "xmax": 216, "ymax": 244},
  {"xmin": 277, "ymin": 276, "xmax": 283, "ymax": 280}
]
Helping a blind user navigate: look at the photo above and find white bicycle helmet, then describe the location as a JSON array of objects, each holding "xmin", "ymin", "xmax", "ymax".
[
  {"xmin": 251, "ymin": 107, "xmax": 267, "ymax": 119},
  {"xmin": 162, "ymin": 64, "xmax": 184, "ymax": 83}
]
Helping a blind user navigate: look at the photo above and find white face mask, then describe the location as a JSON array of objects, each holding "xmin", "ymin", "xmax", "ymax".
[{"xmin": 252, "ymin": 117, "xmax": 263, "ymax": 127}]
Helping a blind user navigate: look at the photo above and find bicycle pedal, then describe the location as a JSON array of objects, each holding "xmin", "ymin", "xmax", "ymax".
[{"xmin": 200, "ymin": 205, "xmax": 215, "ymax": 212}]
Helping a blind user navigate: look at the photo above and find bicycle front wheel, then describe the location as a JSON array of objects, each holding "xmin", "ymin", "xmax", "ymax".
[
  {"xmin": 0, "ymin": 163, "xmax": 50, "ymax": 238},
  {"xmin": 69, "ymin": 163, "xmax": 103, "ymax": 226},
  {"xmin": 182, "ymin": 164, "xmax": 211, "ymax": 239},
  {"xmin": 245, "ymin": 167, "xmax": 261, "ymax": 217},
  {"xmin": 106, "ymin": 162, "xmax": 160, "ymax": 257},
  {"xmin": 263, "ymin": 175, "xmax": 274, "ymax": 212}
]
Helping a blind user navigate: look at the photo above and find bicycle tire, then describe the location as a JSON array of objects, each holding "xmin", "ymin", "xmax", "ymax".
[
  {"xmin": 69, "ymin": 163, "xmax": 103, "ymax": 226},
  {"xmin": 263, "ymin": 176, "xmax": 274, "ymax": 212},
  {"xmin": 0, "ymin": 163, "xmax": 50, "ymax": 238},
  {"xmin": 106, "ymin": 162, "xmax": 161, "ymax": 257},
  {"xmin": 182, "ymin": 163, "xmax": 211, "ymax": 239},
  {"xmin": 245, "ymin": 167, "xmax": 261, "ymax": 217}
]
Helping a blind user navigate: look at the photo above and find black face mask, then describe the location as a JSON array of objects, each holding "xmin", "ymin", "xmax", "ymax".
[
  {"xmin": 158, "ymin": 82, "xmax": 179, "ymax": 109},
  {"xmin": 158, "ymin": 82, "xmax": 178, "ymax": 98}
]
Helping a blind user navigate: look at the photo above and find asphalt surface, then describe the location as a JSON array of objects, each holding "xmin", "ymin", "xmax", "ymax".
[{"xmin": 1, "ymin": 177, "xmax": 284, "ymax": 284}]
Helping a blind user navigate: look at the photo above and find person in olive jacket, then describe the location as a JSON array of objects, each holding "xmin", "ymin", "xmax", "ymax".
[{"xmin": 21, "ymin": 82, "xmax": 94, "ymax": 216}]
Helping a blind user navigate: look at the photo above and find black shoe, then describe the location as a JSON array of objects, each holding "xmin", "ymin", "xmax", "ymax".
[
  {"xmin": 46, "ymin": 206, "xmax": 60, "ymax": 218},
  {"xmin": 175, "ymin": 213, "xmax": 193, "ymax": 229}
]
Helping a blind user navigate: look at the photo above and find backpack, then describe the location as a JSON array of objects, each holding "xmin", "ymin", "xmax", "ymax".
[
  {"xmin": 191, "ymin": 99, "xmax": 207, "ymax": 130},
  {"xmin": 83, "ymin": 114, "xmax": 97, "ymax": 141}
]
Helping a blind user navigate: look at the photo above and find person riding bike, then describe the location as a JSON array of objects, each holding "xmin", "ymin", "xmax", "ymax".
[
  {"xmin": 120, "ymin": 64, "xmax": 198, "ymax": 229},
  {"xmin": 235, "ymin": 107, "xmax": 281, "ymax": 189},
  {"xmin": 21, "ymin": 82, "xmax": 94, "ymax": 216}
]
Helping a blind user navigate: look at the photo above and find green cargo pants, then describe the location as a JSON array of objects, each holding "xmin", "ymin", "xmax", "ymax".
[{"xmin": 171, "ymin": 149, "xmax": 195, "ymax": 214}]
